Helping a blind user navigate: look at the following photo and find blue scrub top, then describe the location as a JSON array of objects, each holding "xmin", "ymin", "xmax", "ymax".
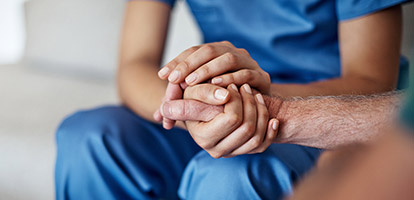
[{"xmin": 147, "ymin": 0, "xmax": 410, "ymax": 83}]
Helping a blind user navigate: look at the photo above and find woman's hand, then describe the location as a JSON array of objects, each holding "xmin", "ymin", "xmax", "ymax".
[
  {"xmin": 158, "ymin": 41, "xmax": 271, "ymax": 95},
  {"xmin": 184, "ymin": 83, "xmax": 279, "ymax": 158}
]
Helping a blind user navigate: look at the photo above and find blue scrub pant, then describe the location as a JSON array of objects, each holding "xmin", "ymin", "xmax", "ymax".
[{"xmin": 55, "ymin": 106, "xmax": 321, "ymax": 200}]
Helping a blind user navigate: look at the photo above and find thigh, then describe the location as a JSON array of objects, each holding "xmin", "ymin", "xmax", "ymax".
[
  {"xmin": 178, "ymin": 143, "xmax": 321, "ymax": 200},
  {"xmin": 56, "ymin": 105, "xmax": 201, "ymax": 199}
]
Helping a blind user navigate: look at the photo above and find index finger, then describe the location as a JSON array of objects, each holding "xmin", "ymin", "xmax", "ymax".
[{"xmin": 158, "ymin": 46, "xmax": 200, "ymax": 79}]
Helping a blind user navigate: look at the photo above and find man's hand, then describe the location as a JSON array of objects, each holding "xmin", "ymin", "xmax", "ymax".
[
  {"xmin": 153, "ymin": 82, "xmax": 184, "ymax": 129},
  {"xmin": 173, "ymin": 83, "xmax": 279, "ymax": 158},
  {"xmin": 157, "ymin": 41, "xmax": 271, "ymax": 95},
  {"xmin": 154, "ymin": 82, "xmax": 231, "ymax": 129}
]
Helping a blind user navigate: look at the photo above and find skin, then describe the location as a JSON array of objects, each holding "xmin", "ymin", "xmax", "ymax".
[
  {"xmin": 182, "ymin": 84, "xmax": 279, "ymax": 158},
  {"xmin": 162, "ymin": 91, "xmax": 402, "ymax": 149},
  {"xmin": 158, "ymin": 5, "xmax": 402, "ymax": 97},
  {"xmin": 118, "ymin": 1, "xmax": 402, "ymax": 157}
]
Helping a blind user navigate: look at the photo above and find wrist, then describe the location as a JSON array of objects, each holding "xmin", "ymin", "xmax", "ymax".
[{"xmin": 263, "ymin": 95, "xmax": 285, "ymax": 119}]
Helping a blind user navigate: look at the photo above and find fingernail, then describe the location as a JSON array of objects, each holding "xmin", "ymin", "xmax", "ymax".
[
  {"xmin": 212, "ymin": 77, "xmax": 222, "ymax": 84},
  {"xmin": 161, "ymin": 102, "xmax": 170, "ymax": 116},
  {"xmin": 214, "ymin": 88, "xmax": 229, "ymax": 100},
  {"xmin": 168, "ymin": 70, "xmax": 180, "ymax": 82},
  {"xmin": 243, "ymin": 84, "xmax": 252, "ymax": 94},
  {"xmin": 185, "ymin": 73, "xmax": 198, "ymax": 84},
  {"xmin": 158, "ymin": 67, "xmax": 169, "ymax": 77},
  {"xmin": 230, "ymin": 84, "xmax": 238, "ymax": 91},
  {"xmin": 256, "ymin": 94, "xmax": 264, "ymax": 105},
  {"xmin": 272, "ymin": 120, "xmax": 278, "ymax": 131}
]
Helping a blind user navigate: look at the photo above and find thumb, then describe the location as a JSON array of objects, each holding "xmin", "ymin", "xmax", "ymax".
[{"xmin": 161, "ymin": 99, "xmax": 223, "ymax": 122}]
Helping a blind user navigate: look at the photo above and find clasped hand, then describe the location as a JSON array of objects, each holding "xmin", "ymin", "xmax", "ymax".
[{"xmin": 154, "ymin": 41, "xmax": 278, "ymax": 158}]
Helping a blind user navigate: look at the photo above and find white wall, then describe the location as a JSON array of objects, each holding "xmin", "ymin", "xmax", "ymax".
[
  {"xmin": 17, "ymin": 0, "xmax": 414, "ymax": 76},
  {"xmin": 23, "ymin": 0, "xmax": 201, "ymax": 77},
  {"xmin": 0, "ymin": 0, "xmax": 26, "ymax": 65}
]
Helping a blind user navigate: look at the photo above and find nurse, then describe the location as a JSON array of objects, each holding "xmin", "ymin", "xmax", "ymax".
[{"xmin": 55, "ymin": 0, "xmax": 411, "ymax": 199}]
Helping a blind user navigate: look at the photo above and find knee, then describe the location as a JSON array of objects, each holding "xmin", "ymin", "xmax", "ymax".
[
  {"xmin": 56, "ymin": 106, "xmax": 132, "ymax": 150},
  {"xmin": 179, "ymin": 151, "xmax": 293, "ymax": 200}
]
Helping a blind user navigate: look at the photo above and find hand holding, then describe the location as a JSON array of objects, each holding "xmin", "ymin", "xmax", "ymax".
[
  {"xmin": 158, "ymin": 41, "xmax": 271, "ymax": 94},
  {"xmin": 183, "ymin": 84, "xmax": 279, "ymax": 158}
]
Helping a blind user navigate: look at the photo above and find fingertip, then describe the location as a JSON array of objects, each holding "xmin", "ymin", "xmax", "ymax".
[
  {"xmin": 158, "ymin": 67, "xmax": 170, "ymax": 79},
  {"xmin": 271, "ymin": 119, "xmax": 279, "ymax": 131},
  {"xmin": 168, "ymin": 70, "xmax": 181, "ymax": 83},
  {"xmin": 163, "ymin": 119, "xmax": 175, "ymax": 130},
  {"xmin": 185, "ymin": 73, "xmax": 198, "ymax": 85},
  {"xmin": 214, "ymin": 88, "xmax": 230, "ymax": 101},
  {"xmin": 180, "ymin": 82, "xmax": 188, "ymax": 89},
  {"xmin": 153, "ymin": 109, "xmax": 162, "ymax": 122},
  {"xmin": 255, "ymin": 93, "xmax": 265, "ymax": 105},
  {"xmin": 242, "ymin": 84, "xmax": 252, "ymax": 94},
  {"xmin": 228, "ymin": 83, "xmax": 238, "ymax": 92}
]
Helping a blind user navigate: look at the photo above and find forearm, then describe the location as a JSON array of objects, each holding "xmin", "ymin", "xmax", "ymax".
[
  {"xmin": 118, "ymin": 62, "xmax": 167, "ymax": 122},
  {"xmin": 264, "ymin": 91, "xmax": 402, "ymax": 149},
  {"xmin": 270, "ymin": 76, "xmax": 396, "ymax": 98}
]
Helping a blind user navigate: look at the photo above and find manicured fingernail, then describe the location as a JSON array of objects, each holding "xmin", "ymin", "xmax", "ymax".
[
  {"xmin": 243, "ymin": 84, "xmax": 252, "ymax": 94},
  {"xmin": 214, "ymin": 88, "xmax": 229, "ymax": 100},
  {"xmin": 272, "ymin": 120, "xmax": 278, "ymax": 131},
  {"xmin": 256, "ymin": 94, "xmax": 264, "ymax": 105},
  {"xmin": 158, "ymin": 67, "xmax": 169, "ymax": 77},
  {"xmin": 212, "ymin": 77, "xmax": 222, "ymax": 84},
  {"xmin": 185, "ymin": 73, "xmax": 198, "ymax": 84},
  {"xmin": 168, "ymin": 70, "xmax": 180, "ymax": 82},
  {"xmin": 230, "ymin": 84, "xmax": 238, "ymax": 91}
]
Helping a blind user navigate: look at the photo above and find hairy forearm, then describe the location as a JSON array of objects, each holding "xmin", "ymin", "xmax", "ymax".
[
  {"xmin": 264, "ymin": 91, "xmax": 402, "ymax": 149},
  {"xmin": 118, "ymin": 62, "xmax": 167, "ymax": 122},
  {"xmin": 270, "ymin": 76, "xmax": 396, "ymax": 98}
]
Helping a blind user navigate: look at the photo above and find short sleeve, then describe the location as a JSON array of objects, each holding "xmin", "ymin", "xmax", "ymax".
[
  {"xmin": 127, "ymin": 0, "xmax": 176, "ymax": 7},
  {"xmin": 336, "ymin": 0, "xmax": 412, "ymax": 21}
]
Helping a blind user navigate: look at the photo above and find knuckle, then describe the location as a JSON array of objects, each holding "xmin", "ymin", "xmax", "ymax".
[
  {"xmin": 224, "ymin": 52, "xmax": 237, "ymax": 66},
  {"xmin": 238, "ymin": 48, "xmax": 249, "ymax": 55},
  {"xmin": 263, "ymin": 71, "xmax": 271, "ymax": 82},
  {"xmin": 168, "ymin": 60, "xmax": 179, "ymax": 68},
  {"xmin": 198, "ymin": 139, "xmax": 214, "ymax": 149},
  {"xmin": 250, "ymin": 137, "xmax": 262, "ymax": 149},
  {"xmin": 241, "ymin": 124, "xmax": 255, "ymax": 138},
  {"xmin": 210, "ymin": 151, "xmax": 223, "ymax": 159},
  {"xmin": 221, "ymin": 40, "xmax": 231, "ymax": 45},
  {"xmin": 188, "ymin": 46, "xmax": 199, "ymax": 53},
  {"xmin": 199, "ymin": 65, "xmax": 210, "ymax": 76},
  {"xmin": 229, "ymin": 74, "xmax": 236, "ymax": 83},
  {"xmin": 242, "ymin": 70, "xmax": 254, "ymax": 81},
  {"xmin": 255, "ymin": 147, "xmax": 265, "ymax": 154},
  {"xmin": 178, "ymin": 60, "xmax": 191, "ymax": 72},
  {"xmin": 226, "ymin": 113, "xmax": 242, "ymax": 129},
  {"xmin": 202, "ymin": 44, "xmax": 216, "ymax": 56}
]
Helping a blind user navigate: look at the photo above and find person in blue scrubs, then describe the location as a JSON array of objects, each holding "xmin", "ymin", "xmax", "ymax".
[{"xmin": 55, "ymin": 0, "xmax": 411, "ymax": 199}]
